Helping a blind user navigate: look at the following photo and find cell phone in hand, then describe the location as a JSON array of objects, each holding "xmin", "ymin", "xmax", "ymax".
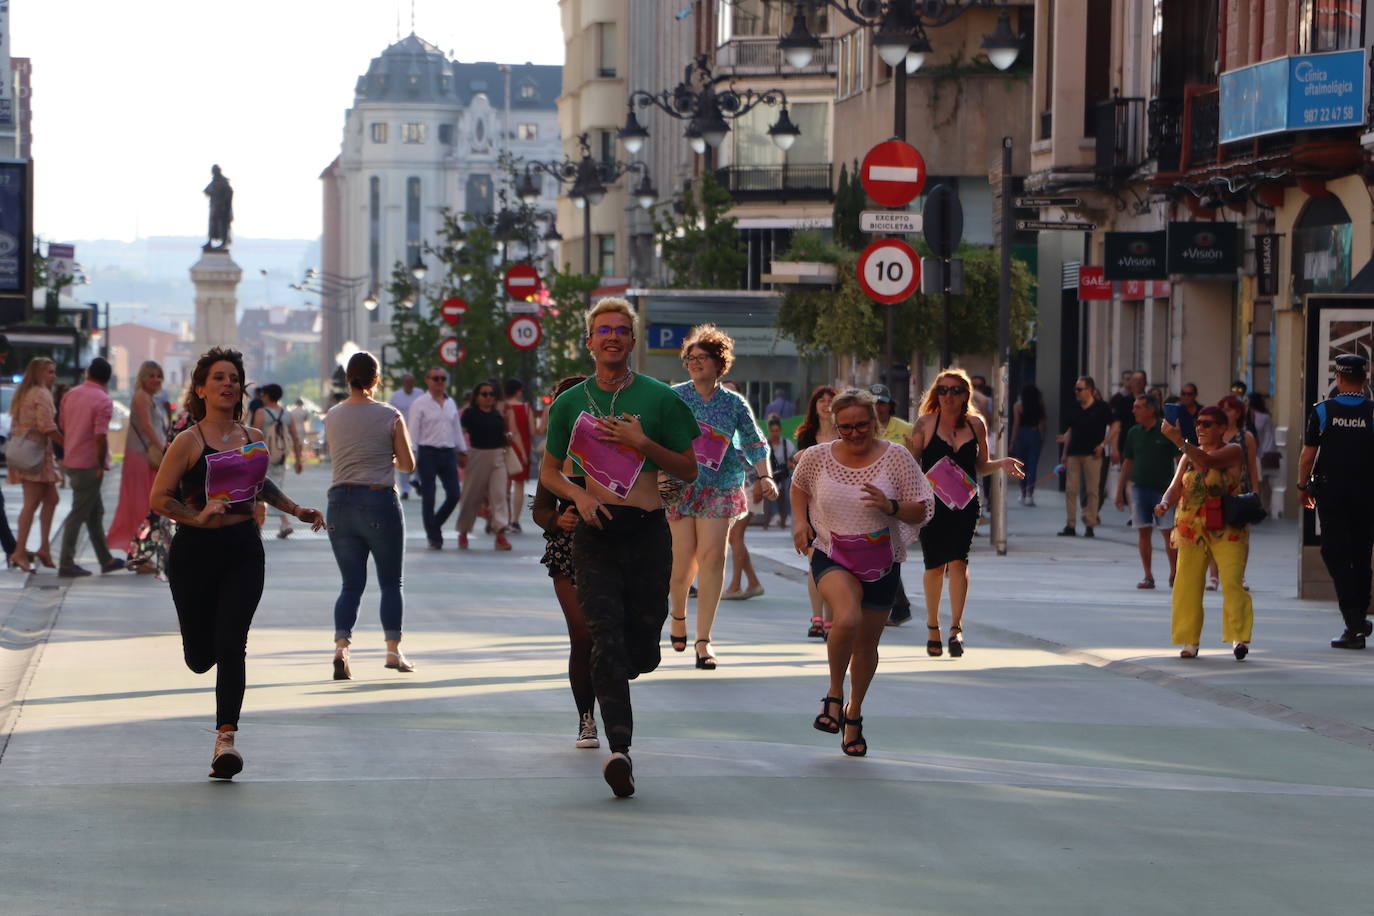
[{"xmin": 1163, "ymin": 403, "xmax": 1196, "ymax": 444}]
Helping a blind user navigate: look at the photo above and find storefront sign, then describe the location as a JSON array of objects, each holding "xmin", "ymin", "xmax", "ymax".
[
  {"xmin": 648, "ymin": 323, "xmax": 691, "ymax": 353},
  {"xmin": 1167, "ymin": 222, "xmax": 1239, "ymax": 275},
  {"xmin": 1255, "ymin": 233, "xmax": 1280, "ymax": 296},
  {"xmin": 1220, "ymin": 49, "xmax": 1366, "ymax": 143},
  {"xmin": 1103, "ymin": 231, "xmax": 1167, "ymax": 280},
  {"xmin": 0, "ymin": 161, "xmax": 27, "ymax": 294},
  {"xmin": 1117, "ymin": 278, "xmax": 1171, "ymax": 299},
  {"xmin": 1077, "ymin": 266, "xmax": 1113, "ymax": 300}
]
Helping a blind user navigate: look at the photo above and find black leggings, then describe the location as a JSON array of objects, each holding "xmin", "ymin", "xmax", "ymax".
[
  {"xmin": 167, "ymin": 521, "xmax": 265, "ymax": 729},
  {"xmin": 572, "ymin": 506, "xmax": 672, "ymax": 753}
]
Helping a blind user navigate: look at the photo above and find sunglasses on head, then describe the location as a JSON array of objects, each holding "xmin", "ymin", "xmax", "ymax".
[{"xmin": 936, "ymin": 385, "xmax": 966, "ymax": 396}]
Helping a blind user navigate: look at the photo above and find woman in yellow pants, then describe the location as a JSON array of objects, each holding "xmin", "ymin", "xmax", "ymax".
[{"xmin": 1156, "ymin": 405, "xmax": 1253, "ymax": 660}]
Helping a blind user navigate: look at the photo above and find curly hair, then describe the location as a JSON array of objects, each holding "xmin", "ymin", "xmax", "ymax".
[
  {"xmin": 918, "ymin": 367, "xmax": 980, "ymax": 428},
  {"xmin": 187, "ymin": 347, "xmax": 247, "ymax": 422},
  {"xmin": 680, "ymin": 323, "xmax": 735, "ymax": 376}
]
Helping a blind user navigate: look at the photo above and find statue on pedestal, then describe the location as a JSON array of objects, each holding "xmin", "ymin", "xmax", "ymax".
[{"xmin": 203, "ymin": 164, "xmax": 234, "ymax": 251}]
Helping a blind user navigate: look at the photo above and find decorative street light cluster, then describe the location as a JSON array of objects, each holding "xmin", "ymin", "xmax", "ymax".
[
  {"xmin": 292, "ymin": 269, "xmax": 376, "ymax": 343},
  {"xmin": 778, "ymin": 0, "xmax": 1022, "ymax": 74},
  {"xmin": 618, "ymin": 54, "xmax": 801, "ymax": 155}
]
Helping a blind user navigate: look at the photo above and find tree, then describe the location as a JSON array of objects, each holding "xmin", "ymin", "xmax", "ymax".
[
  {"xmin": 539, "ymin": 268, "xmax": 600, "ymax": 387},
  {"xmin": 832, "ymin": 160, "xmax": 867, "ymax": 251},
  {"xmin": 653, "ymin": 170, "xmax": 746, "ymax": 289}
]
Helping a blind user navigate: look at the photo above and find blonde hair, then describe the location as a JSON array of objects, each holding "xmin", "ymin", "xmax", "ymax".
[
  {"xmin": 918, "ymin": 367, "xmax": 980, "ymax": 428},
  {"xmin": 135, "ymin": 360, "xmax": 163, "ymax": 393},
  {"xmin": 585, "ymin": 297, "xmax": 637, "ymax": 337},
  {"xmin": 681, "ymin": 323, "xmax": 736, "ymax": 376},
  {"xmin": 830, "ymin": 387, "xmax": 879, "ymax": 423},
  {"xmin": 11, "ymin": 357, "xmax": 55, "ymax": 419}
]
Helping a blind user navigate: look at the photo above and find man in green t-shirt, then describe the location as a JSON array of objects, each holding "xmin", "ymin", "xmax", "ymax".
[
  {"xmin": 1114, "ymin": 394, "xmax": 1178, "ymax": 589},
  {"xmin": 540, "ymin": 297, "xmax": 700, "ymax": 798}
]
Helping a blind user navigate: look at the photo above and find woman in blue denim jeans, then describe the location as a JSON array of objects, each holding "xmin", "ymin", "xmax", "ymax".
[{"xmin": 323, "ymin": 351, "xmax": 417, "ymax": 678}]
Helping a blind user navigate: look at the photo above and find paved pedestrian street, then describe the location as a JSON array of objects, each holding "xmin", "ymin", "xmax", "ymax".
[{"xmin": 1, "ymin": 465, "xmax": 1371, "ymax": 914}]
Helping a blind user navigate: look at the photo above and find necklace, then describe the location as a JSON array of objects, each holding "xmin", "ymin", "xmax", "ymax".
[
  {"xmin": 585, "ymin": 371, "xmax": 635, "ymax": 419},
  {"xmin": 594, "ymin": 368, "xmax": 633, "ymax": 387},
  {"xmin": 202, "ymin": 421, "xmax": 235, "ymax": 444}
]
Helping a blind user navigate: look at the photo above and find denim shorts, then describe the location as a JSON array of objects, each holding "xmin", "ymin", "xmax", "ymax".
[
  {"xmin": 1131, "ymin": 484, "xmax": 1174, "ymax": 528},
  {"xmin": 810, "ymin": 549, "xmax": 901, "ymax": 611}
]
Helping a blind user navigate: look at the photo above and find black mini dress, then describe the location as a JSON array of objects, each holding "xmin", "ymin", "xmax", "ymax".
[{"xmin": 918, "ymin": 428, "xmax": 980, "ymax": 569}]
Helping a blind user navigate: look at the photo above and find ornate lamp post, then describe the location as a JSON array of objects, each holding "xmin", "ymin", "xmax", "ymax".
[{"xmin": 290, "ymin": 269, "xmax": 376, "ymax": 343}]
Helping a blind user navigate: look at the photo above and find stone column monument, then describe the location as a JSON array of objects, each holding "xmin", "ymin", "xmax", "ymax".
[{"xmin": 190, "ymin": 164, "xmax": 241, "ymax": 352}]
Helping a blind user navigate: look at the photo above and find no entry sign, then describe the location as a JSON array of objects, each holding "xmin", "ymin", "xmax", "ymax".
[
  {"xmin": 440, "ymin": 297, "xmax": 467, "ymax": 325},
  {"xmin": 860, "ymin": 139, "xmax": 927, "ymax": 208},
  {"xmin": 506, "ymin": 316, "xmax": 542, "ymax": 350},
  {"xmin": 503, "ymin": 263, "xmax": 540, "ymax": 300},
  {"xmin": 857, "ymin": 238, "xmax": 921, "ymax": 304}
]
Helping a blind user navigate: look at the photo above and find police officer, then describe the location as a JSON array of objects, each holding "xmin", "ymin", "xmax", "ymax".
[{"xmin": 1297, "ymin": 353, "xmax": 1374, "ymax": 649}]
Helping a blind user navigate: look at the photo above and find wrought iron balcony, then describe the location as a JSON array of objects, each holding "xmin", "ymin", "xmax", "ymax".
[
  {"xmin": 714, "ymin": 37, "xmax": 838, "ymax": 76},
  {"xmin": 713, "ymin": 164, "xmax": 835, "ymax": 201},
  {"xmin": 1092, "ymin": 96, "xmax": 1146, "ymax": 184},
  {"xmin": 1187, "ymin": 87, "xmax": 1220, "ymax": 168},
  {"xmin": 1147, "ymin": 96, "xmax": 1184, "ymax": 172}
]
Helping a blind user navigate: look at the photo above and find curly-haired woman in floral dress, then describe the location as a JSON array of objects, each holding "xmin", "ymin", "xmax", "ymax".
[
  {"xmin": 1156, "ymin": 404, "xmax": 1253, "ymax": 660},
  {"xmin": 665, "ymin": 325, "xmax": 776, "ymax": 669}
]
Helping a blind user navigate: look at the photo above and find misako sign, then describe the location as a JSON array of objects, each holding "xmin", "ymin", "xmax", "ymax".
[
  {"xmin": 1167, "ymin": 222, "xmax": 1239, "ymax": 275},
  {"xmin": 1103, "ymin": 231, "xmax": 1166, "ymax": 280}
]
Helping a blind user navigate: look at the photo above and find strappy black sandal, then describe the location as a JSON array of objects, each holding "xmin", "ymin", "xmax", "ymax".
[
  {"xmin": 813, "ymin": 696, "xmax": 842, "ymax": 734},
  {"xmin": 840, "ymin": 710, "xmax": 867, "ymax": 757},
  {"xmin": 927, "ymin": 625, "xmax": 943, "ymax": 657},
  {"xmin": 948, "ymin": 625, "xmax": 964, "ymax": 658},
  {"xmin": 669, "ymin": 615, "xmax": 687, "ymax": 652},
  {"xmin": 694, "ymin": 639, "xmax": 717, "ymax": 670}
]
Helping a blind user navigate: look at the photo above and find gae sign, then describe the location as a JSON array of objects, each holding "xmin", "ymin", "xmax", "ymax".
[
  {"xmin": 507, "ymin": 316, "xmax": 542, "ymax": 350},
  {"xmin": 440, "ymin": 297, "xmax": 468, "ymax": 325},
  {"xmin": 503, "ymin": 263, "xmax": 540, "ymax": 300},
  {"xmin": 438, "ymin": 337, "xmax": 467, "ymax": 366},
  {"xmin": 856, "ymin": 238, "xmax": 921, "ymax": 304},
  {"xmin": 860, "ymin": 139, "xmax": 927, "ymax": 208}
]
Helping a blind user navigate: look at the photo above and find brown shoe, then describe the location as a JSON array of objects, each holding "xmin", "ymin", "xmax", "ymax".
[{"xmin": 209, "ymin": 728, "xmax": 243, "ymax": 779}]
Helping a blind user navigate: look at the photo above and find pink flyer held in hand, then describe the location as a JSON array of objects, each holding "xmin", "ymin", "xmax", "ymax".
[
  {"xmin": 205, "ymin": 441, "xmax": 269, "ymax": 505},
  {"xmin": 568, "ymin": 411, "xmax": 645, "ymax": 499},
  {"xmin": 828, "ymin": 528, "xmax": 894, "ymax": 582},
  {"xmin": 926, "ymin": 455, "xmax": 977, "ymax": 510},
  {"xmin": 693, "ymin": 421, "xmax": 731, "ymax": 471}
]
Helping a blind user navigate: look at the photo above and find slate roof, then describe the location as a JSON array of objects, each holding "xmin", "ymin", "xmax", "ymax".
[{"xmin": 354, "ymin": 33, "xmax": 561, "ymax": 110}]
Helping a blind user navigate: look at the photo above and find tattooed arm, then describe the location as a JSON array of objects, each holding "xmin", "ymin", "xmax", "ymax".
[
  {"xmin": 258, "ymin": 477, "xmax": 326, "ymax": 531},
  {"xmin": 148, "ymin": 427, "xmax": 227, "ymax": 527}
]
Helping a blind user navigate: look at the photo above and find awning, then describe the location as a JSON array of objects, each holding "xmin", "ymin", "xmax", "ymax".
[{"xmin": 1345, "ymin": 257, "xmax": 1374, "ymax": 293}]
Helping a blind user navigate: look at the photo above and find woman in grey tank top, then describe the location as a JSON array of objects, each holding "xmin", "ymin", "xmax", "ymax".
[{"xmin": 324, "ymin": 351, "xmax": 417, "ymax": 678}]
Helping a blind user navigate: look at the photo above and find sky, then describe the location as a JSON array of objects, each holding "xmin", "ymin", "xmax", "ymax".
[{"xmin": 15, "ymin": 0, "xmax": 565, "ymax": 245}]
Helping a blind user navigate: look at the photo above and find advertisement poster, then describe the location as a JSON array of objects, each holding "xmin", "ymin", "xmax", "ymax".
[{"xmin": 0, "ymin": 161, "xmax": 26, "ymax": 294}]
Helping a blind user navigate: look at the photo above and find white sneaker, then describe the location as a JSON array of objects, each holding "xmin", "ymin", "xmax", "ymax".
[
  {"xmin": 603, "ymin": 751, "xmax": 634, "ymax": 797},
  {"xmin": 576, "ymin": 712, "xmax": 600, "ymax": 749},
  {"xmin": 209, "ymin": 728, "xmax": 243, "ymax": 779}
]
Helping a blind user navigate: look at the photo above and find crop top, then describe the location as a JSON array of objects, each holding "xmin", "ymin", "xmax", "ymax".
[{"xmin": 178, "ymin": 426, "xmax": 270, "ymax": 516}]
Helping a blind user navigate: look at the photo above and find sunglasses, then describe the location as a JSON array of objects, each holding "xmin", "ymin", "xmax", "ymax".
[
  {"xmin": 428, "ymin": 375, "xmax": 447, "ymax": 382},
  {"xmin": 936, "ymin": 385, "xmax": 967, "ymax": 396},
  {"xmin": 593, "ymin": 325, "xmax": 633, "ymax": 338},
  {"xmin": 477, "ymin": 390, "xmax": 495, "ymax": 397},
  {"xmin": 836, "ymin": 420, "xmax": 872, "ymax": 435},
  {"xmin": 1195, "ymin": 419, "xmax": 1217, "ymax": 429}
]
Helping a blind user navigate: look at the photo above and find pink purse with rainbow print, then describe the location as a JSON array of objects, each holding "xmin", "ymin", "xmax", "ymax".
[{"xmin": 828, "ymin": 528, "xmax": 894, "ymax": 582}]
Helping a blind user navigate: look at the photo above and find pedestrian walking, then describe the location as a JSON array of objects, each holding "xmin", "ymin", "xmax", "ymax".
[
  {"xmin": 530, "ymin": 375, "xmax": 601, "ymax": 750},
  {"xmin": 760, "ymin": 417, "xmax": 795, "ymax": 529},
  {"xmin": 106, "ymin": 361, "xmax": 167, "ymax": 567},
  {"xmin": 909, "ymin": 369, "xmax": 1024, "ymax": 657},
  {"xmin": 408, "ymin": 367, "xmax": 468, "ymax": 550},
  {"xmin": 456, "ymin": 381, "xmax": 518, "ymax": 551},
  {"xmin": 389, "ymin": 373, "xmax": 422, "ymax": 499},
  {"xmin": 325, "ymin": 351, "xmax": 417, "ymax": 679},
  {"xmin": 722, "ymin": 464, "xmax": 766, "ymax": 601},
  {"xmin": 503, "ymin": 378, "xmax": 536, "ymax": 533},
  {"xmin": 1297, "ymin": 353, "xmax": 1374, "ymax": 649},
  {"xmin": 7, "ymin": 357, "xmax": 63, "ymax": 572},
  {"xmin": 538, "ymin": 297, "xmax": 700, "ymax": 797},
  {"xmin": 1056, "ymin": 376, "xmax": 1117, "ymax": 537},
  {"xmin": 0, "ymin": 336, "xmax": 18, "ymax": 562},
  {"xmin": 56, "ymin": 358, "xmax": 125, "ymax": 577},
  {"xmin": 1010, "ymin": 382, "xmax": 1046, "ymax": 505},
  {"xmin": 797, "ymin": 385, "xmax": 838, "ymax": 639},
  {"xmin": 791, "ymin": 388, "xmax": 934, "ymax": 757},
  {"xmin": 249, "ymin": 383, "xmax": 303, "ymax": 538},
  {"xmin": 665, "ymin": 325, "xmax": 775, "ymax": 668},
  {"xmin": 1113, "ymin": 394, "xmax": 1178, "ymax": 588},
  {"xmin": 150, "ymin": 347, "xmax": 324, "ymax": 778},
  {"xmin": 1157, "ymin": 405, "xmax": 1252, "ymax": 660}
]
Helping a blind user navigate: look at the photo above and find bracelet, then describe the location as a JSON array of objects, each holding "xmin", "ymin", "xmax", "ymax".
[{"xmin": 888, "ymin": 498, "xmax": 900, "ymax": 516}]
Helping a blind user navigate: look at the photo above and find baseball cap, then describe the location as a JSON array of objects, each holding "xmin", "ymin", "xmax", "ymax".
[
  {"xmin": 1335, "ymin": 354, "xmax": 1369, "ymax": 375},
  {"xmin": 868, "ymin": 384, "xmax": 893, "ymax": 403}
]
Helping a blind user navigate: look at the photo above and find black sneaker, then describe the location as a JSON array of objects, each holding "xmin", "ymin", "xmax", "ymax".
[
  {"xmin": 1362, "ymin": 619, "xmax": 1374, "ymax": 638},
  {"xmin": 1331, "ymin": 631, "xmax": 1367, "ymax": 650},
  {"xmin": 1084, "ymin": 526, "xmax": 1095, "ymax": 538},
  {"xmin": 1057, "ymin": 526, "xmax": 1076, "ymax": 537},
  {"xmin": 603, "ymin": 752, "xmax": 634, "ymax": 798}
]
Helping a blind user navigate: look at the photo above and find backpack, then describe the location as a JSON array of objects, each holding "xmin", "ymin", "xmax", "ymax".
[{"xmin": 263, "ymin": 407, "xmax": 290, "ymax": 465}]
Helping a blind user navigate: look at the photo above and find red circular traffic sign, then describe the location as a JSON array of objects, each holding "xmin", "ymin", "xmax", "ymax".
[
  {"xmin": 507, "ymin": 316, "xmax": 542, "ymax": 350},
  {"xmin": 856, "ymin": 238, "xmax": 920, "ymax": 304},
  {"xmin": 437, "ymin": 337, "xmax": 467, "ymax": 365},
  {"xmin": 860, "ymin": 139, "xmax": 927, "ymax": 208},
  {"xmin": 503, "ymin": 263, "xmax": 540, "ymax": 300},
  {"xmin": 440, "ymin": 297, "xmax": 467, "ymax": 325}
]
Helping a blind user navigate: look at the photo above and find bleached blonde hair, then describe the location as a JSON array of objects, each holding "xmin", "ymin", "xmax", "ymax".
[{"xmin": 585, "ymin": 297, "xmax": 638, "ymax": 338}]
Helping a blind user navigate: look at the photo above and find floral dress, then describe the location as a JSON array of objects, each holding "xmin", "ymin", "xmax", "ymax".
[
  {"xmin": 7, "ymin": 386, "xmax": 59, "ymax": 485},
  {"xmin": 1171, "ymin": 462, "xmax": 1246, "ymax": 549},
  {"xmin": 665, "ymin": 383, "xmax": 769, "ymax": 521}
]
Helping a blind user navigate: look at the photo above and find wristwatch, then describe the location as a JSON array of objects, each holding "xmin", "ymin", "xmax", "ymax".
[
  {"xmin": 1295, "ymin": 481, "xmax": 1308, "ymax": 491},
  {"xmin": 888, "ymin": 498, "xmax": 900, "ymax": 516}
]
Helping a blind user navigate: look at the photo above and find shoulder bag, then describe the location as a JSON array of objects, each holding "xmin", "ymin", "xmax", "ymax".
[
  {"xmin": 4, "ymin": 431, "xmax": 46, "ymax": 474},
  {"xmin": 1221, "ymin": 434, "xmax": 1267, "ymax": 527}
]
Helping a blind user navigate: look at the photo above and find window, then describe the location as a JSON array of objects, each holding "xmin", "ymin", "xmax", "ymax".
[
  {"xmin": 598, "ymin": 130, "xmax": 616, "ymax": 168},
  {"xmin": 402, "ymin": 122, "xmax": 427, "ymax": 144},
  {"xmin": 598, "ymin": 235, "xmax": 616, "ymax": 276},
  {"xmin": 836, "ymin": 34, "xmax": 849, "ymax": 98},
  {"xmin": 438, "ymin": 123, "xmax": 455, "ymax": 145},
  {"xmin": 369, "ymin": 176, "xmax": 381, "ymax": 297},
  {"xmin": 517, "ymin": 123, "xmax": 539, "ymax": 141},
  {"xmin": 370, "ymin": 122, "xmax": 388, "ymax": 143},
  {"xmin": 596, "ymin": 23, "xmax": 617, "ymax": 78},
  {"xmin": 718, "ymin": 0, "xmax": 827, "ymax": 42},
  {"xmin": 519, "ymin": 82, "xmax": 537, "ymax": 100},
  {"xmin": 1300, "ymin": 0, "xmax": 1362, "ymax": 51},
  {"xmin": 734, "ymin": 100, "xmax": 829, "ymax": 167},
  {"xmin": 406, "ymin": 177, "xmax": 422, "ymax": 272}
]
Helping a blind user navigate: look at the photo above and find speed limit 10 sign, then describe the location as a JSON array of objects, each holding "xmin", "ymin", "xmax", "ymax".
[
  {"xmin": 506, "ymin": 316, "xmax": 542, "ymax": 350},
  {"xmin": 856, "ymin": 237, "xmax": 921, "ymax": 304}
]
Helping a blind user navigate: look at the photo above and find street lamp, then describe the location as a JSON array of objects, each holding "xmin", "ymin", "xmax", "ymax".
[
  {"xmin": 618, "ymin": 54, "xmax": 800, "ymax": 156},
  {"xmin": 291, "ymin": 270, "xmax": 373, "ymax": 344}
]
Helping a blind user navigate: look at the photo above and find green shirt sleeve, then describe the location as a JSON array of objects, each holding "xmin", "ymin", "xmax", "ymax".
[
  {"xmin": 543, "ymin": 384, "xmax": 581, "ymax": 461},
  {"xmin": 657, "ymin": 383, "xmax": 702, "ymax": 454}
]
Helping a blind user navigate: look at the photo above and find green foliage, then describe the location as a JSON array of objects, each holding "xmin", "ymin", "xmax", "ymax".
[
  {"xmin": 832, "ymin": 160, "xmax": 867, "ymax": 251},
  {"xmin": 654, "ymin": 171, "xmax": 746, "ymax": 289},
  {"xmin": 538, "ymin": 267, "xmax": 601, "ymax": 391},
  {"xmin": 776, "ymin": 228, "xmax": 845, "ymax": 265}
]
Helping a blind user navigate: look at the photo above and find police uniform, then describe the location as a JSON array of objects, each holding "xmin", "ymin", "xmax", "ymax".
[{"xmin": 1304, "ymin": 354, "xmax": 1374, "ymax": 645}]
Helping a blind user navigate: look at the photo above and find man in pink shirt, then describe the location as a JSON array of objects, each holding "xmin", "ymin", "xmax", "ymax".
[{"xmin": 58, "ymin": 358, "xmax": 123, "ymax": 576}]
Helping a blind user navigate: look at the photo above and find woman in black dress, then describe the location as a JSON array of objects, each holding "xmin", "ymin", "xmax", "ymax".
[{"xmin": 909, "ymin": 369, "xmax": 1023, "ymax": 658}]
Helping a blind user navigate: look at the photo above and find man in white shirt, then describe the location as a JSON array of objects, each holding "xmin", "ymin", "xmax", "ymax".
[
  {"xmin": 390, "ymin": 373, "xmax": 422, "ymax": 499},
  {"xmin": 408, "ymin": 367, "xmax": 468, "ymax": 549}
]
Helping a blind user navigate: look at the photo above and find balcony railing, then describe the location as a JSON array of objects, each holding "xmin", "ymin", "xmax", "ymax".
[
  {"xmin": 714, "ymin": 164, "xmax": 834, "ymax": 201},
  {"xmin": 1146, "ymin": 87, "xmax": 1219, "ymax": 173},
  {"xmin": 1092, "ymin": 96, "xmax": 1146, "ymax": 183},
  {"xmin": 1188, "ymin": 87, "xmax": 1220, "ymax": 168},
  {"xmin": 713, "ymin": 37, "xmax": 838, "ymax": 76}
]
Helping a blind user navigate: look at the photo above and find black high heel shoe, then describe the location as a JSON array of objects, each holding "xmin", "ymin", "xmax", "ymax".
[
  {"xmin": 694, "ymin": 639, "xmax": 717, "ymax": 670},
  {"xmin": 813, "ymin": 696, "xmax": 842, "ymax": 734},
  {"xmin": 669, "ymin": 615, "xmax": 687, "ymax": 652},
  {"xmin": 948, "ymin": 625, "xmax": 964, "ymax": 658},
  {"xmin": 840, "ymin": 709, "xmax": 867, "ymax": 757},
  {"xmin": 332, "ymin": 653, "xmax": 351, "ymax": 680},
  {"xmin": 926, "ymin": 625, "xmax": 943, "ymax": 657}
]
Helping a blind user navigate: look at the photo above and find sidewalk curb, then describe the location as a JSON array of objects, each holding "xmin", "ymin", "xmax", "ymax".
[{"xmin": 0, "ymin": 581, "xmax": 67, "ymax": 764}]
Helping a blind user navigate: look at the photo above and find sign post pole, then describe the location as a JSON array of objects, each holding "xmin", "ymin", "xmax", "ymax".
[{"xmin": 993, "ymin": 137, "xmax": 1012, "ymax": 557}]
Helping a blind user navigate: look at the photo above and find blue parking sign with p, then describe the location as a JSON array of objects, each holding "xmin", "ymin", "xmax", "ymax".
[{"xmin": 649, "ymin": 324, "xmax": 690, "ymax": 353}]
